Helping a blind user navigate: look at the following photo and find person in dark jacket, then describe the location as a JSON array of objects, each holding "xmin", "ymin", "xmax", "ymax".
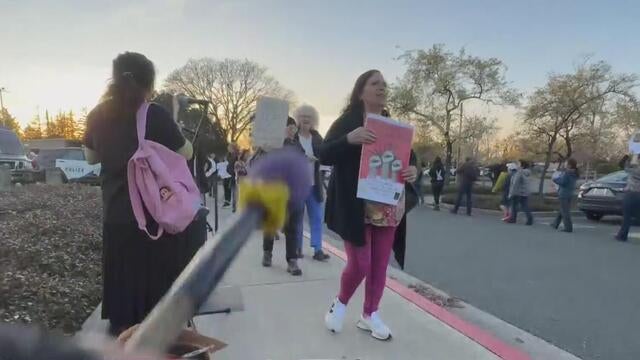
[
  {"xmin": 293, "ymin": 104, "xmax": 331, "ymax": 261},
  {"xmin": 428, "ymin": 157, "xmax": 445, "ymax": 210},
  {"xmin": 321, "ymin": 70, "xmax": 417, "ymax": 341},
  {"xmin": 550, "ymin": 158, "xmax": 579, "ymax": 232},
  {"xmin": 451, "ymin": 157, "xmax": 478, "ymax": 215},
  {"xmin": 260, "ymin": 117, "xmax": 305, "ymax": 275},
  {"xmin": 223, "ymin": 143, "xmax": 239, "ymax": 209},
  {"xmin": 616, "ymin": 154, "xmax": 640, "ymax": 242}
]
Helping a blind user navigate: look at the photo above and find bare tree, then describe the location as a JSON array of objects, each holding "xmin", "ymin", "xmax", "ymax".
[
  {"xmin": 164, "ymin": 58, "xmax": 294, "ymax": 142},
  {"xmin": 521, "ymin": 60, "xmax": 637, "ymax": 194},
  {"xmin": 390, "ymin": 44, "xmax": 520, "ymax": 178}
]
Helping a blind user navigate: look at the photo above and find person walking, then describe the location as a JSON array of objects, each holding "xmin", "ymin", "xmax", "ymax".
[
  {"xmin": 507, "ymin": 160, "xmax": 534, "ymax": 225},
  {"xmin": 428, "ymin": 156, "xmax": 445, "ymax": 211},
  {"xmin": 493, "ymin": 162, "xmax": 517, "ymax": 220},
  {"xmin": 451, "ymin": 157, "xmax": 478, "ymax": 216},
  {"xmin": 550, "ymin": 158, "xmax": 579, "ymax": 232},
  {"xmin": 82, "ymin": 52, "xmax": 207, "ymax": 336},
  {"xmin": 321, "ymin": 69, "xmax": 417, "ymax": 341},
  {"xmin": 616, "ymin": 154, "xmax": 640, "ymax": 242},
  {"xmin": 223, "ymin": 143, "xmax": 239, "ymax": 209},
  {"xmin": 260, "ymin": 117, "xmax": 305, "ymax": 275},
  {"xmin": 293, "ymin": 104, "xmax": 331, "ymax": 261}
]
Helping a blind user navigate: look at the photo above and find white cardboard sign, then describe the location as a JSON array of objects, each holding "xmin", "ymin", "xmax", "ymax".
[{"xmin": 252, "ymin": 97, "xmax": 289, "ymax": 150}]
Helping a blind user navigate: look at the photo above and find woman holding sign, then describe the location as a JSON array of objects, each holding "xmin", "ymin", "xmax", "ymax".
[{"xmin": 320, "ymin": 70, "xmax": 417, "ymax": 341}]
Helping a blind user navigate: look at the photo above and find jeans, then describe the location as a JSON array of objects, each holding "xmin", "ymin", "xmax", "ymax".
[
  {"xmin": 296, "ymin": 189, "xmax": 324, "ymax": 252},
  {"xmin": 338, "ymin": 225, "xmax": 396, "ymax": 316},
  {"xmin": 509, "ymin": 196, "xmax": 533, "ymax": 225},
  {"xmin": 617, "ymin": 192, "xmax": 640, "ymax": 241},
  {"xmin": 264, "ymin": 202, "xmax": 304, "ymax": 261},
  {"xmin": 453, "ymin": 183, "xmax": 473, "ymax": 214},
  {"xmin": 552, "ymin": 197, "xmax": 573, "ymax": 232},
  {"xmin": 432, "ymin": 182, "xmax": 444, "ymax": 205}
]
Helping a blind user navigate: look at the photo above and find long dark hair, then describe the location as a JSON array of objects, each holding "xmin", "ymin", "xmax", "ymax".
[
  {"xmin": 433, "ymin": 156, "xmax": 443, "ymax": 168},
  {"xmin": 343, "ymin": 69, "xmax": 384, "ymax": 116},
  {"xmin": 102, "ymin": 52, "xmax": 155, "ymax": 114},
  {"xmin": 567, "ymin": 158, "xmax": 580, "ymax": 177}
]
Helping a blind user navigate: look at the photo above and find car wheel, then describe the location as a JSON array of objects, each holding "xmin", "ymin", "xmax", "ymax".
[{"xmin": 585, "ymin": 212, "xmax": 603, "ymax": 221}]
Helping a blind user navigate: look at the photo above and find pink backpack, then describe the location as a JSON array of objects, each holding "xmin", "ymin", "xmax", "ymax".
[{"xmin": 127, "ymin": 102, "xmax": 201, "ymax": 239}]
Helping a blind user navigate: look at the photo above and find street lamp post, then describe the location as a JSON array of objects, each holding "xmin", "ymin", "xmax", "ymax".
[{"xmin": 0, "ymin": 87, "xmax": 6, "ymax": 110}]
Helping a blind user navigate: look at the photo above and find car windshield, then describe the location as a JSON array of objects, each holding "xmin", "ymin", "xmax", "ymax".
[
  {"xmin": 0, "ymin": 129, "xmax": 25, "ymax": 155},
  {"xmin": 37, "ymin": 148, "xmax": 85, "ymax": 169},
  {"xmin": 597, "ymin": 171, "xmax": 627, "ymax": 183}
]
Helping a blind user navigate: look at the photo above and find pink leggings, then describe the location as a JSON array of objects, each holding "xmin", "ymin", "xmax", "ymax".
[{"xmin": 338, "ymin": 225, "xmax": 396, "ymax": 316}]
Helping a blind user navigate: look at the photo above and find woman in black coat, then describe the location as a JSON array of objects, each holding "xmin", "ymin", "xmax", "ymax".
[{"xmin": 320, "ymin": 70, "xmax": 417, "ymax": 341}]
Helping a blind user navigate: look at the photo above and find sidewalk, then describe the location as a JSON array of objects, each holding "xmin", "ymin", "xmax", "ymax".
[
  {"xmin": 192, "ymin": 204, "xmax": 521, "ymax": 360},
  {"xmin": 80, "ymin": 196, "xmax": 530, "ymax": 359}
]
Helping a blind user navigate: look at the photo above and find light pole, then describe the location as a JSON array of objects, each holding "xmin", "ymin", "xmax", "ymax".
[{"xmin": 0, "ymin": 87, "xmax": 6, "ymax": 110}]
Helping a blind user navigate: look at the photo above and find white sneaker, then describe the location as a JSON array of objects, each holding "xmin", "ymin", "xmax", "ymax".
[
  {"xmin": 357, "ymin": 312, "xmax": 392, "ymax": 340},
  {"xmin": 324, "ymin": 298, "xmax": 347, "ymax": 333}
]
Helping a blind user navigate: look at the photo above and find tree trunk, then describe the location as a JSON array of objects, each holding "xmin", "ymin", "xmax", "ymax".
[
  {"xmin": 539, "ymin": 138, "xmax": 556, "ymax": 195},
  {"xmin": 445, "ymin": 136, "xmax": 453, "ymax": 185}
]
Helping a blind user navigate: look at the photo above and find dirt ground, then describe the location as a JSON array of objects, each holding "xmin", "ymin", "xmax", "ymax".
[{"xmin": 0, "ymin": 184, "xmax": 102, "ymax": 335}]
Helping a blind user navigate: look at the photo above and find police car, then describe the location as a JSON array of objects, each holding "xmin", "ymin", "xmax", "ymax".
[{"xmin": 15, "ymin": 147, "xmax": 101, "ymax": 185}]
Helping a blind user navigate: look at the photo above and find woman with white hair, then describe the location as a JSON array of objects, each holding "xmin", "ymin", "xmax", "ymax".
[{"xmin": 293, "ymin": 104, "xmax": 331, "ymax": 261}]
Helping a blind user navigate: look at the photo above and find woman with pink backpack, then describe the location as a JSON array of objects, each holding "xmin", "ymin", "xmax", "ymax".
[{"xmin": 83, "ymin": 52, "xmax": 207, "ymax": 336}]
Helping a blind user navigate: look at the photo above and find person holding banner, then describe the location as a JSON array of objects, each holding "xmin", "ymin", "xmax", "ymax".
[
  {"xmin": 293, "ymin": 104, "xmax": 330, "ymax": 261},
  {"xmin": 260, "ymin": 116, "xmax": 304, "ymax": 276},
  {"xmin": 321, "ymin": 70, "xmax": 417, "ymax": 341}
]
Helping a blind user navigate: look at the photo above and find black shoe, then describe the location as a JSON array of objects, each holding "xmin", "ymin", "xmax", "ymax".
[
  {"xmin": 433, "ymin": 204, "xmax": 440, "ymax": 211},
  {"xmin": 450, "ymin": 209, "xmax": 457, "ymax": 214},
  {"xmin": 222, "ymin": 202, "xmax": 230, "ymax": 208},
  {"xmin": 550, "ymin": 223, "xmax": 559, "ymax": 230},
  {"xmin": 526, "ymin": 222, "xmax": 533, "ymax": 226},
  {"xmin": 262, "ymin": 251, "xmax": 272, "ymax": 267},
  {"xmin": 615, "ymin": 235, "xmax": 628, "ymax": 242},
  {"xmin": 561, "ymin": 229, "xmax": 573, "ymax": 233},
  {"xmin": 313, "ymin": 250, "xmax": 330, "ymax": 262},
  {"xmin": 287, "ymin": 260, "xmax": 302, "ymax": 276}
]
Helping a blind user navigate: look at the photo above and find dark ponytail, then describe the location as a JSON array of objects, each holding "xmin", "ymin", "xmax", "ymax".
[{"xmin": 102, "ymin": 52, "xmax": 155, "ymax": 115}]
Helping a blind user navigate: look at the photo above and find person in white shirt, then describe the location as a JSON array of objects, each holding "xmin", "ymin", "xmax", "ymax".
[{"xmin": 293, "ymin": 104, "xmax": 330, "ymax": 262}]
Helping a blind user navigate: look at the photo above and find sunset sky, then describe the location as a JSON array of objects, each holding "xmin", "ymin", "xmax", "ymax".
[{"xmin": 1, "ymin": 0, "xmax": 639, "ymax": 135}]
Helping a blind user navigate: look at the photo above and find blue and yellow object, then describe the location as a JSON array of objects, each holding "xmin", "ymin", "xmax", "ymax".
[{"xmin": 238, "ymin": 179, "xmax": 290, "ymax": 235}]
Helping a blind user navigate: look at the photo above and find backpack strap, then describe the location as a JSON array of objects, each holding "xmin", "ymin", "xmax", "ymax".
[
  {"xmin": 135, "ymin": 102, "xmax": 151, "ymax": 148},
  {"xmin": 128, "ymin": 102, "xmax": 164, "ymax": 240}
]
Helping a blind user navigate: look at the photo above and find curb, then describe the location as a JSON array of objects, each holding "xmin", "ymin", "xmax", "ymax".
[{"xmin": 321, "ymin": 241, "xmax": 531, "ymax": 360}]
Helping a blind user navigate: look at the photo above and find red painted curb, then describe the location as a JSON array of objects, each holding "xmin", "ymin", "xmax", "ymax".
[{"xmin": 323, "ymin": 242, "xmax": 531, "ymax": 360}]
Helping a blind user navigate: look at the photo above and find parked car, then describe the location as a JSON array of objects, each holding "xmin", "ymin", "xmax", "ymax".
[
  {"xmin": 0, "ymin": 126, "xmax": 32, "ymax": 181},
  {"xmin": 13, "ymin": 147, "xmax": 101, "ymax": 185},
  {"xmin": 577, "ymin": 170, "xmax": 627, "ymax": 221}
]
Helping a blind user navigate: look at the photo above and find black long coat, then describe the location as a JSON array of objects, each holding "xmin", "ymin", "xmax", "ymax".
[{"xmin": 319, "ymin": 110, "xmax": 416, "ymax": 268}]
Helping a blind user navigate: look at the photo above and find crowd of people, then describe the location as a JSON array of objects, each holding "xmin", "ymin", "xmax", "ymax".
[
  {"xmin": 78, "ymin": 50, "xmax": 639, "ymax": 351},
  {"xmin": 422, "ymin": 153, "xmax": 639, "ymax": 241}
]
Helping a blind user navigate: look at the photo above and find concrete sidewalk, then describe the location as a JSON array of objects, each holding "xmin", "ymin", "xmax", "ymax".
[
  {"xmin": 81, "ymin": 198, "xmax": 529, "ymax": 359},
  {"xmin": 192, "ymin": 205, "xmax": 512, "ymax": 360}
]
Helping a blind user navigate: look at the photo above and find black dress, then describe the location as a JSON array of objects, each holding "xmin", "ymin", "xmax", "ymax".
[{"xmin": 84, "ymin": 100, "xmax": 206, "ymax": 331}]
